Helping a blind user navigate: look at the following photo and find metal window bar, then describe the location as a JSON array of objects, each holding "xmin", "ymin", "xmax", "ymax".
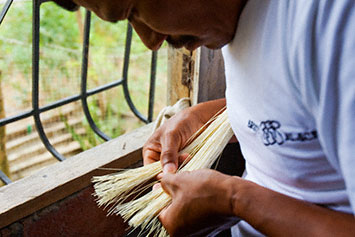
[
  {"xmin": 0, "ymin": 0, "xmax": 158, "ymax": 184},
  {"xmin": 0, "ymin": 0, "xmax": 13, "ymax": 25}
]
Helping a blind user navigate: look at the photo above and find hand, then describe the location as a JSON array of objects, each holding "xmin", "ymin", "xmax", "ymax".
[
  {"xmin": 159, "ymin": 169, "xmax": 239, "ymax": 237},
  {"xmin": 143, "ymin": 99, "xmax": 226, "ymax": 174}
]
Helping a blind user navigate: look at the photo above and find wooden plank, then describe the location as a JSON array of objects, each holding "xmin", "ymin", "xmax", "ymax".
[
  {"xmin": 0, "ymin": 123, "xmax": 154, "ymax": 228},
  {"xmin": 190, "ymin": 48, "xmax": 200, "ymax": 105},
  {"xmin": 167, "ymin": 46, "xmax": 193, "ymax": 105},
  {"xmin": 0, "ymin": 70, "xmax": 9, "ymax": 180},
  {"xmin": 196, "ymin": 47, "xmax": 226, "ymax": 103}
]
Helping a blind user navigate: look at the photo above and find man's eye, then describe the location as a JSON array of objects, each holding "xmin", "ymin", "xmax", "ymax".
[{"xmin": 52, "ymin": 0, "xmax": 80, "ymax": 11}]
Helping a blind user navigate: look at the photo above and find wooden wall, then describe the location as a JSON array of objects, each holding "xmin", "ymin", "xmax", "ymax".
[{"xmin": 196, "ymin": 47, "xmax": 226, "ymax": 103}]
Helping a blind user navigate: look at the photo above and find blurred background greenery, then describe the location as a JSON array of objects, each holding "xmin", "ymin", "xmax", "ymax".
[
  {"xmin": 0, "ymin": 0, "xmax": 167, "ymax": 148},
  {"xmin": 0, "ymin": 0, "xmax": 168, "ymax": 180}
]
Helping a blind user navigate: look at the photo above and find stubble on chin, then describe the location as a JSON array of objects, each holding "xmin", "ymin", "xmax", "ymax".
[{"xmin": 166, "ymin": 35, "xmax": 199, "ymax": 49}]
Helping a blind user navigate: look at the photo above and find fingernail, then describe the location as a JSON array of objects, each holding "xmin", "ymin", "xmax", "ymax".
[
  {"xmin": 152, "ymin": 183, "xmax": 161, "ymax": 191},
  {"xmin": 157, "ymin": 172, "xmax": 163, "ymax": 180},
  {"xmin": 163, "ymin": 163, "xmax": 176, "ymax": 174}
]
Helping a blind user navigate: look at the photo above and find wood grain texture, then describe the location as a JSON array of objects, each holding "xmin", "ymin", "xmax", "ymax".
[
  {"xmin": 167, "ymin": 46, "xmax": 192, "ymax": 105},
  {"xmin": 197, "ymin": 47, "xmax": 226, "ymax": 103},
  {"xmin": 0, "ymin": 71, "xmax": 9, "ymax": 180},
  {"xmin": 0, "ymin": 123, "xmax": 154, "ymax": 228}
]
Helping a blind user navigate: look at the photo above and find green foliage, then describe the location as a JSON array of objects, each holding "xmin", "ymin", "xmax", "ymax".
[{"xmin": 0, "ymin": 1, "xmax": 167, "ymax": 151}]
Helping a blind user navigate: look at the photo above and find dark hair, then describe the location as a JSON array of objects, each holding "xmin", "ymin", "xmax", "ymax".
[{"xmin": 51, "ymin": 0, "xmax": 79, "ymax": 11}]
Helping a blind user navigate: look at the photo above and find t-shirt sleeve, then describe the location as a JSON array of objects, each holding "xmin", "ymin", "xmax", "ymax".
[{"xmin": 308, "ymin": 0, "xmax": 355, "ymax": 213}]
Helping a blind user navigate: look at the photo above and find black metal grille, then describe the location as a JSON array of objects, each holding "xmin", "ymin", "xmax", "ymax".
[{"xmin": 0, "ymin": 0, "xmax": 158, "ymax": 184}]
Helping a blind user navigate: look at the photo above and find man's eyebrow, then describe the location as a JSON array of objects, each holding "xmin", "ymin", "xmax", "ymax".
[{"xmin": 51, "ymin": 0, "xmax": 80, "ymax": 11}]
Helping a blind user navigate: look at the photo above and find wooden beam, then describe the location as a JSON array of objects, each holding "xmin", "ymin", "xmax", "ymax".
[
  {"xmin": 0, "ymin": 71, "xmax": 9, "ymax": 180},
  {"xmin": 167, "ymin": 46, "xmax": 195, "ymax": 105},
  {"xmin": 0, "ymin": 123, "xmax": 154, "ymax": 228},
  {"xmin": 167, "ymin": 46, "xmax": 226, "ymax": 106},
  {"xmin": 196, "ymin": 47, "xmax": 226, "ymax": 103}
]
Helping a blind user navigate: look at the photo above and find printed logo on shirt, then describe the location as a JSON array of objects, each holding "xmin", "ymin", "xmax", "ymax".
[{"xmin": 248, "ymin": 120, "xmax": 318, "ymax": 146}]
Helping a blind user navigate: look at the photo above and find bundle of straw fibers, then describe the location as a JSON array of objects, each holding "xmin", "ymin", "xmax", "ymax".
[{"xmin": 92, "ymin": 108, "xmax": 234, "ymax": 237}]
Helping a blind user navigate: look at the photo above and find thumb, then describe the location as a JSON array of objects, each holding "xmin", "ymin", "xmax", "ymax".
[
  {"xmin": 159, "ymin": 201, "xmax": 179, "ymax": 236},
  {"xmin": 159, "ymin": 206, "xmax": 169, "ymax": 222},
  {"xmin": 160, "ymin": 173, "xmax": 176, "ymax": 196},
  {"xmin": 161, "ymin": 136, "xmax": 180, "ymax": 174}
]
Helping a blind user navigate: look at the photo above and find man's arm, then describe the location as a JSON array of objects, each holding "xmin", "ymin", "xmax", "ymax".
[
  {"xmin": 160, "ymin": 170, "xmax": 355, "ymax": 237},
  {"xmin": 230, "ymin": 176, "xmax": 355, "ymax": 236}
]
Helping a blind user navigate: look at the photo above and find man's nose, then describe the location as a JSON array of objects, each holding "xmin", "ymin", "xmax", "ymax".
[{"xmin": 130, "ymin": 19, "xmax": 167, "ymax": 51}]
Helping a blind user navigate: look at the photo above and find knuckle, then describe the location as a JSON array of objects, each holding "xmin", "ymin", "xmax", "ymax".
[
  {"xmin": 164, "ymin": 129, "xmax": 179, "ymax": 139},
  {"xmin": 161, "ymin": 150, "xmax": 177, "ymax": 163}
]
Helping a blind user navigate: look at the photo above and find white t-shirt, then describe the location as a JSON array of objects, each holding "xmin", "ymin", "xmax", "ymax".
[{"xmin": 222, "ymin": 0, "xmax": 355, "ymax": 235}]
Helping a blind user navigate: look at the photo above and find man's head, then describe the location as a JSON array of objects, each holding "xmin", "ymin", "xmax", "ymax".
[{"xmin": 52, "ymin": 0, "xmax": 247, "ymax": 51}]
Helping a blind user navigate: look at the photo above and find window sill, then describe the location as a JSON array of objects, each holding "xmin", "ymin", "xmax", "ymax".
[{"xmin": 0, "ymin": 123, "xmax": 154, "ymax": 228}]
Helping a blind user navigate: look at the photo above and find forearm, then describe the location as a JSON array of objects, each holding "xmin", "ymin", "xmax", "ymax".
[
  {"xmin": 188, "ymin": 98, "xmax": 226, "ymax": 123},
  {"xmin": 228, "ymin": 177, "xmax": 355, "ymax": 236}
]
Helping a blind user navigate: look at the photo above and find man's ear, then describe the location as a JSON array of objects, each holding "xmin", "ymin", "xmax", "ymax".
[{"xmin": 51, "ymin": 0, "xmax": 79, "ymax": 11}]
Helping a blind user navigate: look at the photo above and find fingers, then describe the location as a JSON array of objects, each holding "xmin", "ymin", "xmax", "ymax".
[
  {"xmin": 142, "ymin": 135, "xmax": 162, "ymax": 165},
  {"xmin": 178, "ymin": 153, "xmax": 190, "ymax": 164},
  {"xmin": 158, "ymin": 174, "xmax": 177, "ymax": 235},
  {"xmin": 163, "ymin": 163, "xmax": 176, "ymax": 174},
  {"xmin": 143, "ymin": 128, "xmax": 181, "ymax": 173},
  {"xmin": 152, "ymin": 183, "xmax": 162, "ymax": 191},
  {"xmin": 158, "ymin": 205, "xmax": 175, "ymax": 235},
  {"xmin": 160, "ymin": 173, "xmax": 177, "ymax": 196},
  {"xmin": 142, "ymin": 148, "xmax": 160, "ymax": 165},
  {"xmin": 160, "ymin": 134, "xmax": 180, "ymax": 174},
  {"xmin": 143, "ymin": 107, "xmax": 201, "ymax": 172}
]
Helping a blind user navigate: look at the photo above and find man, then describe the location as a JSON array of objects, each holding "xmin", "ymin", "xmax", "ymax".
[{"xmin": 54, "ymin": 0, "xmax": 355, "ymax": 236}]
